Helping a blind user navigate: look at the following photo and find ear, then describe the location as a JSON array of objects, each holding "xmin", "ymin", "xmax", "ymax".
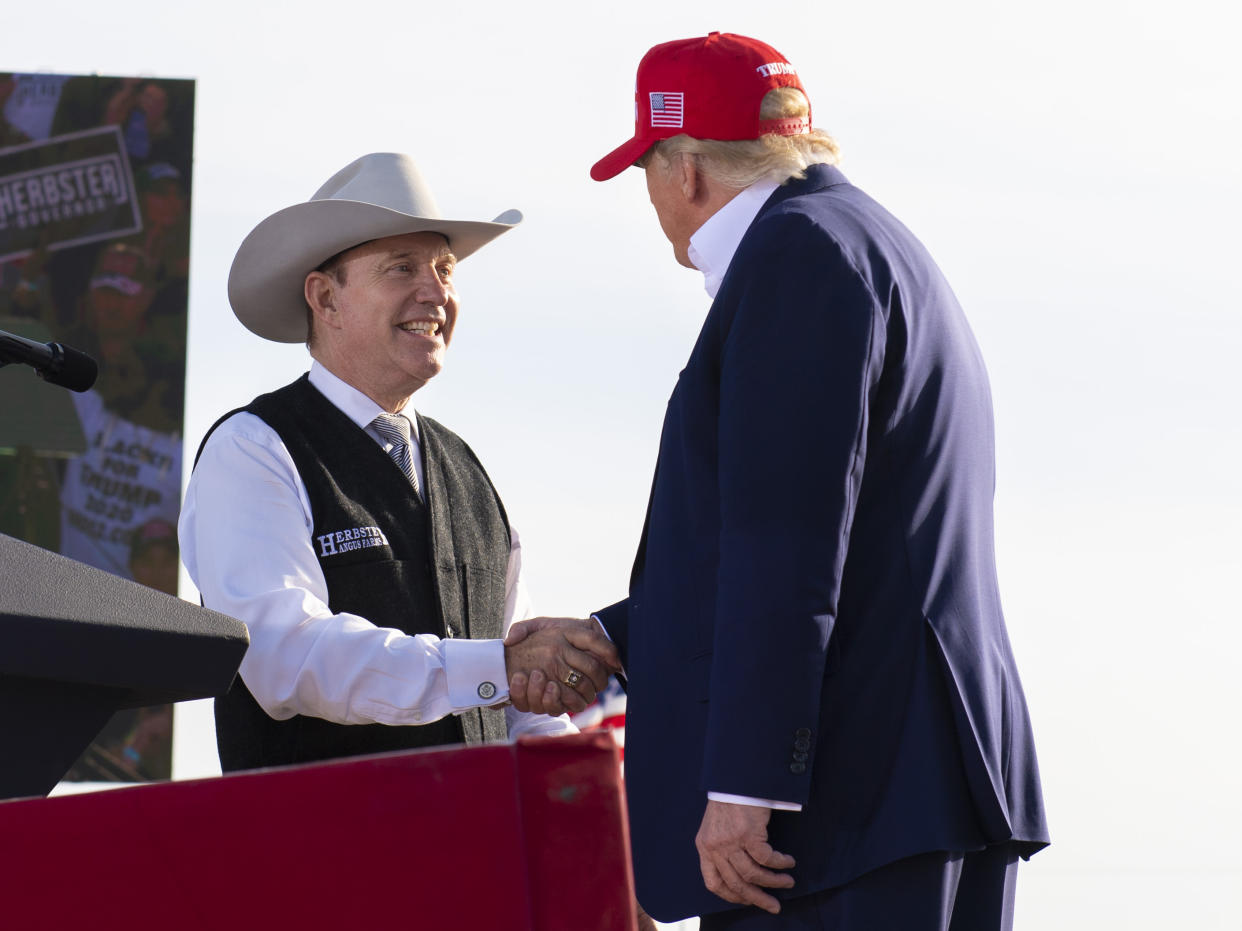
[
  {"xmin": 674, "ymin": 152, "xmax": 701, "ymax": 204},
  {"xmin": 304, "ymin": 271, "xmax": 342, "ymax": 331}
]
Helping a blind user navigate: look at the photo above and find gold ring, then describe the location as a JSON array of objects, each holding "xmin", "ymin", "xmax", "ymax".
[{"xmin": 564, "ymin": 669, "xmax": 584, "ymax": 688}]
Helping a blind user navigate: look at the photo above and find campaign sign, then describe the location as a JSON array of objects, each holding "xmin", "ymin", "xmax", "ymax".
[{"xmin": 0, "ymin": 126, "xmax": 141, "ymax": 263}]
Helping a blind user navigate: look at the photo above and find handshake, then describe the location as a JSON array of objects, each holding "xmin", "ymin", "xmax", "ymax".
[{"xmin": 502, "ymin": 617, "xmax": 622, "ymax": 716}]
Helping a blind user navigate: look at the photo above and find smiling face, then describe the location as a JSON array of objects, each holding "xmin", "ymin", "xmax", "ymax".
[{"xmin": 305, "ymin": 231, "xmax": 458, "ymax": 411}]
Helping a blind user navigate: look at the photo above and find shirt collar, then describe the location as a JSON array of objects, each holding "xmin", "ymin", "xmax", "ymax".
[
  {"xmin": 686, "ymin": 179, "xmax": 780, "ymax": 299},
  {"xmin": 308, "ymin": 361, "xmax": 419, "ymax": 438}
]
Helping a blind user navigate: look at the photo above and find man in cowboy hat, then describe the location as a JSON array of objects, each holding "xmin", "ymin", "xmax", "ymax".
[
  {"xmin": 179, "ymin": 153, "xmax": 620, "ymax": 771},
  {"xmin": 507, "ymin": 33, "xmax": 1048, "ymax": 929}
]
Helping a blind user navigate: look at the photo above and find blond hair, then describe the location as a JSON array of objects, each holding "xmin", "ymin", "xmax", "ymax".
[{"xmin": 641, "ymin": 87, "xmax": 841, "ymax": 189}]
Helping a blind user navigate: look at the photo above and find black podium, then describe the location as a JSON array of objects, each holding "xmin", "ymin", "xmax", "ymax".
[{"xmin": 0, "ymin": 533, "xmax": 248, "ymax": 800}]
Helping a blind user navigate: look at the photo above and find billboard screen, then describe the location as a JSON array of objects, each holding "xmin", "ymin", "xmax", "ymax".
[{"xmin": 1, "ymin": 72, "xmax": 195, "ymax": 783}]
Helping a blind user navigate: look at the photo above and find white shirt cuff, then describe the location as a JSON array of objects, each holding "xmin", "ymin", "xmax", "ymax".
[
  {"xmin": 443, "ymin": 637, "xmax": 508, "ymax": 708},
  {"xmin": 707, "ymin": 791, "xmax": 803, "ymax": 812}
]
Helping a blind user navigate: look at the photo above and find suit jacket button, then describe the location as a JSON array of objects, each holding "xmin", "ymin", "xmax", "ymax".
[
  {"xmin": 794, "ymin": 738, "xmax": 811, "ymax": 752},
  {"xmin": 789, "ymin": 762, "xmax": 807, "ymax": 775},
  {"xmin": 792, "ymin": 751, "xmax": 808, "ymax": 763},
  {"xmin": 795, "ymin": 728, "xmax": 811, "ymax": 739}
]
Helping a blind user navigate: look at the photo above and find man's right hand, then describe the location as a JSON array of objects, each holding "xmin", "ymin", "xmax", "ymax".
[{"xmin": 504, "ymin": 617, "xmax": 621, "ymax": 715}]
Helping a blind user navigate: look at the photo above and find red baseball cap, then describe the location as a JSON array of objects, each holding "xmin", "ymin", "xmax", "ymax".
[{"xmin": 590, "ymin": 32, "xmax": 811, "ymax": 182}]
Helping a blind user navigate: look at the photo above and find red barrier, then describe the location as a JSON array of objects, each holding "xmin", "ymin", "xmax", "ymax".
[{"xmin": 0, "ymin": 732, "xmax": 637, "ymax": 930}]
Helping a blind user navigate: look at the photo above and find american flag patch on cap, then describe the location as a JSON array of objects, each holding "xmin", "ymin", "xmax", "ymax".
[{"xmin": 650, "ymin": 91, "xmax": 684, "ymax": 128}]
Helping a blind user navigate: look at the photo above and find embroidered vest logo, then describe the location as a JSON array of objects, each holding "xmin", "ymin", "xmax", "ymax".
[{"xmin": 316, "ymin": 525, "xmax": 390, "ymax": 558}]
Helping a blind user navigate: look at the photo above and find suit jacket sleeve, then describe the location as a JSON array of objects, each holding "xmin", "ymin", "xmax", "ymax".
[
  {"xmin": 702, "ymin": 212, "xmax": 886, "ymax": 803},
  {"xmin": 593, "ymin": 598, "xmax": 631, "ymax": 671}
]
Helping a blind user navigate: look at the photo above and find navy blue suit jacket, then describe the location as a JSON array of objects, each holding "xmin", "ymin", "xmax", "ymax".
[{"xmin": 596, "ymin": 165, "xmax": 1049, "ymax": 922}]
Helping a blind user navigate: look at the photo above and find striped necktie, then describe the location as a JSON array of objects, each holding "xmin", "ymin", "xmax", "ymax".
[{"xmin": 371, "ymin": 413, "xmax": 420, "ymax": 496}]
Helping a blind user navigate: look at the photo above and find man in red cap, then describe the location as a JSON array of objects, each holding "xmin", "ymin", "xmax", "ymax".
[{"xmin": 509, "ymin": 32, "xmax": 1048, "ymax": 929}]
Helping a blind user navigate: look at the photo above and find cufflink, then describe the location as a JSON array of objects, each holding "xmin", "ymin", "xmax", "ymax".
[{"xmin": 477, "ymin": 682, "xmax": 497, "ymax": 700}]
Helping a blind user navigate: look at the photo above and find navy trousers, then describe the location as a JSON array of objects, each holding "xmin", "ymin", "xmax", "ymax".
[{"xmin": 698, "ymin": 845, "xmax": 1020, "ymax": 931}]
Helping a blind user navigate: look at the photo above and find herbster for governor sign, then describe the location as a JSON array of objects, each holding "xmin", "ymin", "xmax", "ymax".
[{"xmin": 0, "ymin": 125, "xmax": 141, "ymax": 262}]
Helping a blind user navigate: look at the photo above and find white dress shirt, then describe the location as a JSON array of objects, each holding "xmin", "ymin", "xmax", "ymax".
[
  {"xmin": 689, "ymin": 178, "xmax": 802, "ymax": 813},
  {"xmin": 179, "ymin": 362, "xmax": 573, "ymax": 739},
  {"xmin": 687, "ymin": 178, "xmax": 779, "ymax": 300}
]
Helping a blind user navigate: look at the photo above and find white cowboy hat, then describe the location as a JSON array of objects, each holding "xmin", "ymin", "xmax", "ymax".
[{"xmin": 228, "ymin": 152, "xmax": 522, "ymax": 343}]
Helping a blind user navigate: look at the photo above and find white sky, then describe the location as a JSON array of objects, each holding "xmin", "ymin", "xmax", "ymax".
[{"xmin": 9, "ymin": 1, "xmax": 1242, "ymax": 927}]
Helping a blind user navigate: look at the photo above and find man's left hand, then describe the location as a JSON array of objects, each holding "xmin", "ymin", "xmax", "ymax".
[{"xmin": 695, "ymin": 800, "xmax": 796, "ymax": 914}]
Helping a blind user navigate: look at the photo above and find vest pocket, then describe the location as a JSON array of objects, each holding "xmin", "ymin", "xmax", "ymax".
[
  {"xmin": 458, "ymin": 564, "xmax": 506, "ymax": 641},
  {"xmin": 325, "ymin": 559, "xmax": 443, "ymax": 638}
]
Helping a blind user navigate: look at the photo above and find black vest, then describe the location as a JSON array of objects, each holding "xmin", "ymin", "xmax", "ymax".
[{"xmin": 200, "ymin": 375, "xmax": 510, "ymax": 771}]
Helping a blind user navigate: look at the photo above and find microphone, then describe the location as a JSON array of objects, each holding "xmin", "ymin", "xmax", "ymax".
[{"xmin": 0, "ymin": 328, "xmax": 99, "ymax": 392}]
